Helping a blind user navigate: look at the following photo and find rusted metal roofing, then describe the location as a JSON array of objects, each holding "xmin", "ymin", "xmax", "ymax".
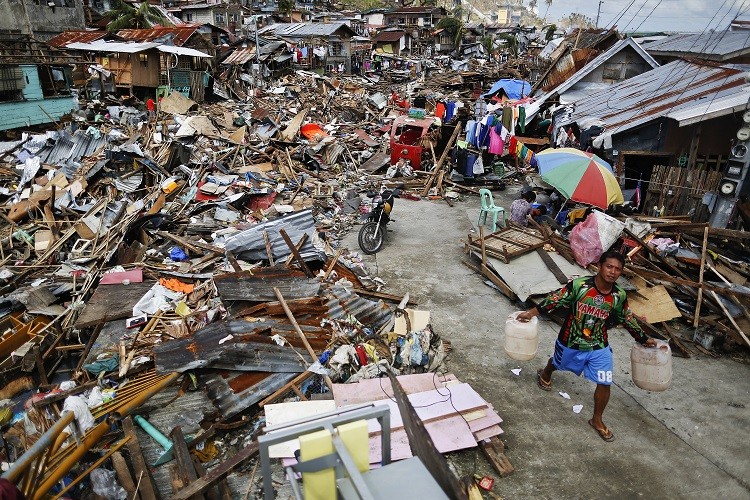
[
  {"xmin": 643, "ymin": 31, "xmax": 750, "ymax": 61},
  {"xmin": 563, "ymin": 60, "xmax": 750, "ymax": 136},
  {"xmin": 374, "ymin": 30, "xmax": 406, "ymax": 43},
  {"xmin": 221, "ymin": 41, "xmax": 285, "ymax": 65},
  {"xmin": 116, "ymin": 26, "xmax": 199, "ymax": 47},
  {"xmin": 47, "ymin": 30, "xmax": 110, "ymax": 48}
]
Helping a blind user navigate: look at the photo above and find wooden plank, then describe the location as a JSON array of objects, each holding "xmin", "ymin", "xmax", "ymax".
[
  {"xmin": 693, "ymin": 227, "xmax": 709, "ymax": 328},
  {"xmin": 480, "ymin": 436, "xmax": 515, "ymax": 477},
  {"xmin": 74, "ymin": 281, "xmax": 155, "ymax": 329},
  {"xmin": 123, "ymin": 417, "xmax": 158, "ymax": 500},
  {"xmin": 710, "ymin": 290, "xmax": 750, "ymax": 348},
  {"xmin": 623, "ymin": 228, "xmax": 690, "ymax": 279},
  {"xmin": 172, "ymin": 441, "xmax": 259, "ymax": 500},
  {"xmin": 278, "ymin": 228, "xmax": 314, "ymax": 278},
  {"xmin": 536, "ymin": 248, "xmax": 568, "ymax": 284},
  {"xmin": 387, "ymin": 372, "xmax": 468, "ymax": 500}
]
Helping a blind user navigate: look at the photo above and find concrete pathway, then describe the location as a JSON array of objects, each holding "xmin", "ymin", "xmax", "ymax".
[{"xmin": 342, "ymin": 193, "xmax": 750, "ymax": 499}]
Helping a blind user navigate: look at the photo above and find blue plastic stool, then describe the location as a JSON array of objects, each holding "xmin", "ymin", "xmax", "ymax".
[{"xmin": 478, "ymin": 188, "xmax": 506, "ymax": 232}]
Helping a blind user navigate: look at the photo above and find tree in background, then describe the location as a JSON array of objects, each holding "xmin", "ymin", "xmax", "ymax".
[
  {"xmin": 106, "ymin": 0, "xmax": 171, "ymax": 32},
  {"xmin": 436, "ymin": 16, "xmax": 465, "ymax": 49},
  {"xmin": 544, "ymin": 23, "xmax": 556, "ymax": 41},
  {"xmin": 558, "ymin": 12, "xmax": 595, "ymax": 30},
  {"xmin": 278, "ymin": 0, "xmax": 295, "ymax": 18}
]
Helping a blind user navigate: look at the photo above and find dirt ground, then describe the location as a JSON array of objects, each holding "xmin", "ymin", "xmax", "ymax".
[{"xmin": 340, "ymin": 190, "xmax": 750, "ymax": 500}]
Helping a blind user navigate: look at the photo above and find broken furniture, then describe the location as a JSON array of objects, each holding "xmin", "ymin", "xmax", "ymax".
[{"xmin": 258, "ymin": 403, "xmax": 449, "ymax": 500}]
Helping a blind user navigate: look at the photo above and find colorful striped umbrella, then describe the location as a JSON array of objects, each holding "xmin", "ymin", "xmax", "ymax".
[{"xmin": 536, "ymin": 148, "xmax": 624, "ymax": 209}]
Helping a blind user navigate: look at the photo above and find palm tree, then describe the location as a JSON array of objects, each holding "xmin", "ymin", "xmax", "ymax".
[
  {"xmin": 278, "ymin": 0, "xmax": 295, "ymax": 18},
  {"xmin": 106, "ymin": 0, "xmax": 171, "ymax": 32}
]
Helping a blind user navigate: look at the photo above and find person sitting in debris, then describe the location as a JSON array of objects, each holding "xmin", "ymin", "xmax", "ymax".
[
  {"xmin": 516, "ymin": 250, "xmax": 657, "ymax": 442},
  {"xmin": 509, "ymin": 191, "xmax": 539, "ymax": 226}
]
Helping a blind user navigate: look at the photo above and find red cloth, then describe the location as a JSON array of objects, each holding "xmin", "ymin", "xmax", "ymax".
[
  {"xmin": 146, "ymin": 98, "xmax": 155, "ymax": 111},
  {"xmin": 509, "ymin": 136, "xmax": 518, "ymax": 156},
  {"xmin": 435, "ymin": 102, "xmax": 446, "ymax": 119}
]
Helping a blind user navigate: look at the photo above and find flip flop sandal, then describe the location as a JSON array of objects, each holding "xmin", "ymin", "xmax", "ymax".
[
  {"xmin": 536, "ymin": 369, "xmax": 552, "ymax": 391},
  {"xmin": 589, "ymin": 419, "xmax": 615, "ymax": 442}
]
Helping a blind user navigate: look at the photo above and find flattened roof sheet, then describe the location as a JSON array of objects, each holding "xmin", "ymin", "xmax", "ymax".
[
  {"xmin": 260, "ymin": 22, "xmax": 354, "ymax": 38},
  {"xmin": 565, "ymin": 60, "xmax": 750, "ymax": 135},
  {"xmin": 644, "ymin": 31, "xmax": 750, "ymax": 60},
  {"xmin": 47, "ymin": 30, "xmax": 109, "ymax": 48},
  {"xmin": 66, "ymin": 40, "xmax": 160, "ymax": 53},
  {"xmin": 117, "ymin": 26, "xmax": 199, "ymax": 46},
  {"xmin": 548, "ymin": 38, "xmax": 659, "ymax": 97}
]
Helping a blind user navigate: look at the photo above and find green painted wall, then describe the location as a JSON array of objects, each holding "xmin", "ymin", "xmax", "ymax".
[{"xmin": 0, "ymin": 65, "xmax": 76, "ymax": 132}]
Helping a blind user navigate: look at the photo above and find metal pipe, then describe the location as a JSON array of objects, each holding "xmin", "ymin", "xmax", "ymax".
[
  {"xmin": 133, "ymin": 415, "xmax": 172, "ymax": 450},
  {"xmin": 51, "ymin": 436, "xmax": 131, "ymax": 500},
  {"xmin": 34, "ymin": 419, "xmax": 111, "ymax": 499},
  {"xmin": 1, "ymin": 412, "xmax": 74, "ymax": 482},
  {"xmin": 114, "ymin": 372, "xmax": 179, "ymax": 417}
]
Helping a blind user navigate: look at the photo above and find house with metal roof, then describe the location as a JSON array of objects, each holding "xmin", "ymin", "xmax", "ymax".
[
  {"xmin": 525, "ymin": 38, "xmax": 660, "ymax": 123},
  {"xmin": 551, "ymin": 59, "xmax": 750, "ymax": 198},
  {"xmin": 64, "ymin": 40, "xmax": 212, "ymax": 101},
  {"xmin": 116, "ymin": 26, "xmax": 216, "ymax": 58},
  {"xmin": 643, "ymin": 31, "xmax": 750, "ymax": 64},
  {"xmin": 372, "ymin": 30, "xmax": 411, "ymax": 56},
  {"xmin": 257, "ymin": 22, "xmax": 356, "ymax": 73}
]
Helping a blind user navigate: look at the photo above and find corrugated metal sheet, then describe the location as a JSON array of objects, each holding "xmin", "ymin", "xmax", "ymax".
[
  {"xmin": 116, "ymin": 27, "xmax": 199, "ymax": 47},
  {"xmin": 66, "ymin": 41, "xmax": 159, "ymax": 53},
  {"xmin": 222, "ymin": 41, "xmax": 286, "ymax": 65},
  {"xmin": 260, "ymin": 22, "xmax": 354, "ymax": 38},
  {"xmin": 47, "ymin": 30, "xmax": 109, "ymax": 48},
  {"xmin": 224, "ymin": 209, "xmax": 326, "ymax": 263},
  {"xmin": 323, "ymin": 283, "xmax": 392, "ymax": 331},
  {"xmin": 157, "ymin": 45, "xmax": 211, "ymax": 58},
  {"xmin": 541, "ymin": 48, "xmax": 597, "ymax": 92},
  {"xmin": 563, "ymin": 60, "xmax": 750, "ymax": 136},
  {"xmin": 37, "ymin": 129, "xmax": 108, "ymax": 167},
  {"xmin": 643, "ymin": 31, "xmax": 750, "ymax": 60},
  {"xmin": 204, "ymin": 371, "xmax": 296, "ymax": 418},
  {"xmin": 547, "ymin": 38, "xmax": 659, "ymax": 97},
  {"xmin": 214, "ymin": 267, "xmax": 321, "ymax": 302}
]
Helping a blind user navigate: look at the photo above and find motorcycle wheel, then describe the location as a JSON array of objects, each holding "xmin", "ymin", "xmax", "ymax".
[{"xmin": 358, "ymin": 221, "xmax": 384, "ymax": 254}]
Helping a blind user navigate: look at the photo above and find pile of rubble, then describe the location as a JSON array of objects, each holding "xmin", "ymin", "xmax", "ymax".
[{"xmin": 0, "ymin": 70, "xmax": 489, "ymax": 498}]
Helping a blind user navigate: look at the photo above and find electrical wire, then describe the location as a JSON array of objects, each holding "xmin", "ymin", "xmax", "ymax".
[
  {"xmin": 621, "ymin": 0, "xmax": 654, "ymax": 33},
  {"xmin": 604, "ymin": 0, "xmax": 638, "ymax": 29}
]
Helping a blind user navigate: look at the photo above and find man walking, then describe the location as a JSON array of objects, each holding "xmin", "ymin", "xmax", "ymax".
[{"xmin": 517, "ymin": 250, "xmax": 656, "ymax": 441}]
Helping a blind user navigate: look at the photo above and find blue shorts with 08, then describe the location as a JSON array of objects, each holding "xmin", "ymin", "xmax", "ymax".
[{"xmin": 552, "ymin": 340, "xmax": 614, "ymax": 385}]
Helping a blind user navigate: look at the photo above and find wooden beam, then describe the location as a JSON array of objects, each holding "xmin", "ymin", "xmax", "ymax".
[
  {"xmin": 693, "ymin": 227, "xmax": 709, "ymax": 328},
  {"xmin": 278, "ymin": 229, "xmax": 314, "ymax": 278},
  {"xmin": 122, "ymin": 417, "xmax": 158, "ymax": 500},
  {"xmin": 171, "ymin": 442, "xmax": 259, "ymax": 500}
]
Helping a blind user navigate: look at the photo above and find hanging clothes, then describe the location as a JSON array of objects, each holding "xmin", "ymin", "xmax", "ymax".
[
  {"xmin": 435, "ymin": 102, "xmax": 446, "ymax": 119},
  {"xmin": 465, "ymin": 152, "xmax": 477, "ymax": 178},
  {"xmin": 489, "ymin": 127, "xmax": 504, "ymax": 155},
  {"xmin": 508, "ymin": 136, "xmax": 518, "ymax": 156},
  {"xmin": 518, "ymin": 106, "xmax": 526, "ymax": 133},
  {"xmin": 502, "ymin": 106, "xmax": 513, "ymax": 131},
  {"xmin": 445, "ymin": 101, "xmax": 456, "ymax": 121},
  {"xmin": 464, "ymin": 120, "xmax": 477, "ymax": 145}
]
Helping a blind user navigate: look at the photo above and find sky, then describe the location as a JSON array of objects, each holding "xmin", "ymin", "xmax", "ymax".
[{"xmin": 538, "ymin": 0, "xmax": 749, "ymax": 33}]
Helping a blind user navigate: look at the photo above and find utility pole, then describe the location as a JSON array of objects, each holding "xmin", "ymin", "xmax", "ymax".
[{"xmin": 595, "ymin": 1, "xmax": 603, "ymax": 27}]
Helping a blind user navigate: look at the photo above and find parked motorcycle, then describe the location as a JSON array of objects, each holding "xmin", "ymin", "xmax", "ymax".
[{"xmin": 358, "ymin": 186, "xmax": 402, "ymax": 254}]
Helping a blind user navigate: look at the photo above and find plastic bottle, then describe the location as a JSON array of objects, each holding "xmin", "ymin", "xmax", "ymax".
[
  {"xmin": 631, "ymin": 339, "xmax": 672, "ymax": 391},
  {"xmin": 504, "ymin": 312, "xmax": 539, "ymax": 361}
]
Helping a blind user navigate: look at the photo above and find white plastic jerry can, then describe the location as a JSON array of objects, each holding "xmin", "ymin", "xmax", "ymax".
[
  {"xmin": 504, "ymin": 311, "xmax": 539, "ymax": 361},
  {"xmin": 631, "ymin": 339, "xmax": 672, "ymax": 391}
]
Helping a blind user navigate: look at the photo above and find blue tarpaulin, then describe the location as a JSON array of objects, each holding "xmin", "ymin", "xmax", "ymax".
[{"xmin": 483, "ymin": 79, "xmax": 531, "ymax": 100}]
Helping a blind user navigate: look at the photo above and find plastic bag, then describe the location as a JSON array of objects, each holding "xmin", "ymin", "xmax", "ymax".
[
  {"xmin": 90, "ymin": 468, "xmax": 127, "ymax": 500},
  {"xmin": 569, "ymin": 211, "xmax": 624, "ymax": 267}
]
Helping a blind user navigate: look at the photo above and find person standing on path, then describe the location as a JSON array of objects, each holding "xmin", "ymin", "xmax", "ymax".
[{"xmin": 516, "ymin": 250, "xmax": 657, "ymax": 441}]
